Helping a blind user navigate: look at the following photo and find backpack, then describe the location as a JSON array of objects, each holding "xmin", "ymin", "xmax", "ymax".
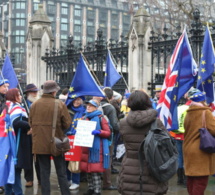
[{"xmin": 138, "ymin": 119, "xmax": 178, "ymax": 186}]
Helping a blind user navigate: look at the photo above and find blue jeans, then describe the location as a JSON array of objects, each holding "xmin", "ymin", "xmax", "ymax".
[
  {"xmin": 175, "ymin": 139, "xmax": 184, "ymax": 169},
  {"xmin": 4, "ymin": 168, "xmax": 23, "ymax": 195},
  {"xmin": 66, "ymin": 162, "xmax": 80, "ymax": 184}
]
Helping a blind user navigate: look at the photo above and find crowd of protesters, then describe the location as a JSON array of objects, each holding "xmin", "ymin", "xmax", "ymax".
[{"xmin": 1, "ymin": 79, "xmax": 215, "ymax": 195}]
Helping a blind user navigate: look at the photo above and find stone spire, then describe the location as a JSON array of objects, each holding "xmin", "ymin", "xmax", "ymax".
[
  {"xmin": 29, "ymin": 4, "xmax": 51, "ymax": 24},
  {"xmin": 134, "ymin": 6, "xmax": 150, "ymax": 18}
]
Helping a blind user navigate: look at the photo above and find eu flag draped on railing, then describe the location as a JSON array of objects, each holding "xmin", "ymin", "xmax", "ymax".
[
  {"xmin": 157, "ymin": 29, "xmax": 197, "ymax": 130},
  {"xmin": 2, "ymin": 54, "xmax": 18, "ymax": 89},
  {"xmin": 103, "ymin": 50, "xmax": 122, "ymax": 88},
  {"xmin": 196, "ymin": 26, "xmax": 215, "ymax": 104},
  {"xmin": 66, "ymin": 54, "xmax": 105, "ymax": 106}
]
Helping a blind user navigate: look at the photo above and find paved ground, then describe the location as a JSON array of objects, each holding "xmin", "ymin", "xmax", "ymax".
[{"xmin": 20, "ymin": 162, "xmax": 215, "ymax": 195}]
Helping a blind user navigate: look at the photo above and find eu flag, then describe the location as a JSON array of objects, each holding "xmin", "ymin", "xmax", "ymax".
[
  {"xmin": 103, "ymin": 50, "xmax": 121, "ymax": 88},
  {"xmin": 2, "ymin": 54, "xmax": 18, "ymax": 89},
  {"xmin": 66, "ymin": 54, "xmax": 105, "ymax": 106},
  {"xmin": 157, "ymin": 29, "xmax": 197, "ymax": 130},
  {"xmin": 0, "ymin": 104, "xmax": 16, "ymax": 186},
  {"xmin": 197, "ymin": 26, "xmax": 215, "ymax": 104}
]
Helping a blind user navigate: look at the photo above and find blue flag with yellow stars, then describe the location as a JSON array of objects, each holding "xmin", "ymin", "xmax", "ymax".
[
  {"xmin": 197, "ymin": 26, "xmax": 215, "ymax": 104},
  {"xmin": 1, "ymin": 54, "xmax": 18, "ymax": 89},
  {"xmin": 103, "ymin": 50, "xmax": 121, "ymax": 88},
  {"xmin": 65, "ymin": 54, "xmax": 105, "ymax": 106}
]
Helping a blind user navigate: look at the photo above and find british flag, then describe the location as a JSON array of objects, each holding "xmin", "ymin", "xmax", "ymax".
[{"xmin": 157, "ymin": 29, "xmax": 197, "ymax": 130}]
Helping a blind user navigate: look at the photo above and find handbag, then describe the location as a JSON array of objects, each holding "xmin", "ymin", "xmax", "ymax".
[
  {"xmin": 199, "ymin": 110, "xmax": 215, "ymax": 153},
  {"xmin": 67, "ymin": 161, "xmax": 80, "ymax": 173},
  {"xmin": 50, "ymin": 99, "xmax": 70, "ymax": 156}
]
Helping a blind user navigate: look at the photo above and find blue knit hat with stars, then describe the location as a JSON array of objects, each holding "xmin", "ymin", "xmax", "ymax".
[{"xmin": 188, "ymin": 88, "xmax": 205, "ymax": 102}]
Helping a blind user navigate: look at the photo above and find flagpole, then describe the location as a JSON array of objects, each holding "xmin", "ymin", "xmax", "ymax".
[
  {"xmin": 18, "ymin": 83, "xmax": 30, "ymax": 115},
  {"xmin": 108, "ymin": 49, "xmax": 129, "ymax": 89},
  {"xmin": 80, "ymin": 52, "xmax": 102, "ymax": 86}
]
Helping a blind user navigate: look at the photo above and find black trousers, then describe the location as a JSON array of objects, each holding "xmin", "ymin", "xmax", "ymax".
[
  {"xmin": 24, "ymin": 155, "xmax": 40, "ymax": 183},
  {"xmin": 37, "ymin": 154, "xmax": 70, "ymax": 195}
]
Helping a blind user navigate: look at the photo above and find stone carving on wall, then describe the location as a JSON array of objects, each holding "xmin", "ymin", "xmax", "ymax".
[{"xmin": 130, "ymin": 28, "xmax": 138, "ymax": 52}]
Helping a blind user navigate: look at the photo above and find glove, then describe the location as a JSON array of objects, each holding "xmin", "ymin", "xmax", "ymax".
[{"xmin": 92, "ymin": 130, "xmax": 101, "ymax": 135}]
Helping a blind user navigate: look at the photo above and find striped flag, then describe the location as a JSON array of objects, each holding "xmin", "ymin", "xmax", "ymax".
[{"xmin": 157, "ymin": 29, "xmax": 197, "ymax": 130}]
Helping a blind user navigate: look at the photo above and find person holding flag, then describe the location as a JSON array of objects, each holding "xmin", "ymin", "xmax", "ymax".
[
  {"xmin": 0, "ymin": 79, "xmax": 11, "ymax": 194},
  {"xmin": 66, "ymin": 96, "xmax": 86, "ymax": 190},
  {"xmin": 183, "ymin": 88, "xmax": 215, "ymax": 194},
  {"xmin": 4, "ymin": 88, "xmax": 31, "ymax": 195}
]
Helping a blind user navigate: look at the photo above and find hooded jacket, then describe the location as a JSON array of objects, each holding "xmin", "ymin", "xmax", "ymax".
[{"xmin": 118, "ymin": 109, "xmax": 168, "ymax": 195}]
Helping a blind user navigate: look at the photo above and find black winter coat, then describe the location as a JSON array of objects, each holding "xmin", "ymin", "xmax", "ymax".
[
  {"xmin": 13, "ymin": 116, "xmax": 32, "ymax": 169},
  {"xmin": 100, "ymin": 99, "xmax": 119, "ymax": 133}
]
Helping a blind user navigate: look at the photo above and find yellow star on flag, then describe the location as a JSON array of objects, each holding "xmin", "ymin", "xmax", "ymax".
[
  {"xmin": 69, "ymin": 87, "xmax": 74, "ymax": 92},
  {"xmin": 105, "ymin": 73, "xmax": 107, "ymax": 76},
  {"xmin": 201, "ymin": 68, "xmax": 206, "ymax": 73},
  {"xmin": 202, "ymin": 81, "xmax": 205, "ymax": 85},
  {"xmin": 201, "ymin": 60, "xmax": 206, "ymax": 65},
  {"xmin": 201, "ymin": 53, "xmax": 203, "ymax": 58},
  {"xmin": 208, "ymin": 79, "xmax": 212, "ymax": 83},
  {"xmin": 71, "ymin": 94, "xmax": 77, "ymax": 98},
  {"xmin": 174, "ymin": 95, "xmax": 176, "ymax": 101},
  {"xmin": 198, "ymin": 75, "xmax": 201, "ymax": 80}
]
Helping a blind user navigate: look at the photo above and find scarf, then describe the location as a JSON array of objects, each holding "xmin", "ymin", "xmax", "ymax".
[
  {"xmin": 8, "ymin": 102, "xmax": 28, "ymax": 124},
  {"xmin": 85, "ymin": 110, "xmax": 110, "ymax": 169},
  {"xmin": 69, "ymin": 105, "xmax": 85, "ymax": 135}
]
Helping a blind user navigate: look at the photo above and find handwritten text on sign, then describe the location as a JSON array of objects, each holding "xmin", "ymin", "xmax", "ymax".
[{"xmin": 74, "ymin": 120, "xmax": 97, "ymax": 147}]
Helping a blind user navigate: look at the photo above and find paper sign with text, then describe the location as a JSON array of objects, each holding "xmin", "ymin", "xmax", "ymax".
[
  {"xmin": 65, "ymin": 135, "xmax": 81, "ymax": 161},
  {"xmin": 74, "ymin": 120, "xmax": 96, "ymax": 147}
]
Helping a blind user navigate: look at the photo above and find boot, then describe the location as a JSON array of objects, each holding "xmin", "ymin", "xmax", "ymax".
[
  {"xmin": 177, "ymin": 168, "xmax": 184, "ymax": 185},
  {"xmin": 183, "ymin": 170, "xmax": 187, "ymax": 188},
  {"xmin": 83, "ymin": 189, "xmax": 94, "ymax": 195}
]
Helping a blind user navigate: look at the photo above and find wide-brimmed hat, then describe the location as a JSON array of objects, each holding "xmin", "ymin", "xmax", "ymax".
[
  {"xmin": 86, "ymin": 99, "xmax": 99, "ymax": 108},
  {"xmin": 43, "ymin": 80, "xmax": 60, "ymax": 94},
  {"xmin": 24, "ymin": 83, "xmax": 39, "ymax": 94}
]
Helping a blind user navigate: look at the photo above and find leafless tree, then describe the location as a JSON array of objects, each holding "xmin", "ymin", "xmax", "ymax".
[{"xmin": 125, "ymin": 0, "xmax": 215, "ymax": 33}]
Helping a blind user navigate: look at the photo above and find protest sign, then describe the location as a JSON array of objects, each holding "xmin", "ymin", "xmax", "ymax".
[
  {"xmin": 65, "ymin": 135, "xmax": 81, "ymax": 161},
  {"xmin": 74, "ymin": 120, "xmax": 96, "ymax": 147}
]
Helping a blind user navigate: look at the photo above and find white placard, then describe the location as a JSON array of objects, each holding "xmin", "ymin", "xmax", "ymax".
[
  {"xmin": 116, "ymin": 144, "xmax": 125, "ymax": 159},
  {"xmin": 74, "ymin": 120, "xmax": 97, "ymax": 147}
]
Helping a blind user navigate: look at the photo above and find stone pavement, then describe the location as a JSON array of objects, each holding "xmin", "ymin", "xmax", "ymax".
[{"xmin": 21, "ymin": 162, "xmax": 215, "ymax": 195}]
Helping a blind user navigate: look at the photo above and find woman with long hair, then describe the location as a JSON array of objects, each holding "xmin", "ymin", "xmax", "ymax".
[{"xmin": 4, "ymin": 88, "xmax": 31, "ymax": 195}]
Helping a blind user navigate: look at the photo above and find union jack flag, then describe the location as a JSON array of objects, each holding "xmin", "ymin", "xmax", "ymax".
[{"xmin": 157, "ymin": 29, "xmax": 197, "ymax": 130}]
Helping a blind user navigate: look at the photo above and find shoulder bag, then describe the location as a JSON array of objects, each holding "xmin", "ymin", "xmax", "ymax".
[
  {"xmin": 199, "ymin": 110, "xmax": 215, "ymax": 153},
  {"xmin": 50, "ymin": 99, "xmax": 70, "ymax": 156}
]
